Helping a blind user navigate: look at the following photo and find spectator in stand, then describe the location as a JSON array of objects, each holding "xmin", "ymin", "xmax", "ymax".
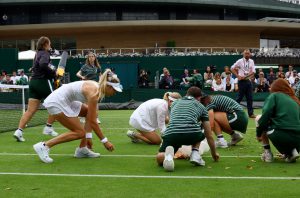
[
  {"xmin": 2, "ymin": 75, "xmax": 13, "ymax": 84},
  {"xmin": 212, "ymin": 78, "xmax": 224, "ymax": 91},
  {"xmin": 250, "ymin": 75, "xmax": 258, "ymax": 93},
  {"xmin": 138, "ymin": 69, "xmax": 149, "ymax": 88},
  {"xmin": 1, "ymin": 70, "xmax": 7, "ymax": 82},
  {"xmin": 10, "ymin": 71, "xmax": 18, "ymax": 85},
  {"xmin": 267, "ymin": 68, "xmax": 276, "ymax": 85},
  {"xmin": 160, "ymin": 67, "xmax": 168, "ymax": 81},
  {"xmin": 212, "ymin": 72, "xmax": 221, "ymax": 90},
  {"xmin": 0, "ymin": 75, "xmax": 3, "ymax": 83},
  {"xmin": 257, "ymin": 72, "xmax": 269, "ymax": 92},
  {"xmin": 224, "ymin": 75, "xmax": 234, "ymax": 92},
  {"xmin": 16, "ymin": 69, "xmax": 29, "ymax": 85},
  {"xmin": 295, "ymin": 80, "xmax": 300, "ymax": 100},
  {"xmin": 278, "ymin": 73, "xmax": 286, "ymax": 79},
  {"xmin": 276, "ymin": 65, "xmax": 284, "ymax": 79},
  {"xmin": 233, "ymin": 78, "xmax": 239, "ymax": 92},
  {"xmin": 221, "ymin": 66, "xmax": 231, "ymax": 79},
  {"xmin": 288, "ymin": 70, "xmax": 298, "ymax": 86},
  {"xmin": 292, "ymin": 78, "xmax": 299, "ymax": 91},
  {"xmin": 159, "ymin": 69, "xmax": 174, "ymax": 89},
  {"xmin": 180, "ymin": 69, "xmax": 191, "ymax": 90},
  {"xmin": 285, "ymin": 65, "xmax": 294, "ymax": 79},
  {"xmin": 256, "ymin": 68, "xmax": 264, "ymax": 79},
  {"xmin": 186, "ymin": 69, "xmax": 203, "ymax": 88},
  {"xmin": 203, "ymin": 66, "xmax": 214, "ymax": 88}
]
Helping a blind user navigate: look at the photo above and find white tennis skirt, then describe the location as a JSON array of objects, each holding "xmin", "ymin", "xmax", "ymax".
[
  {"xmin": 45, "ymin": 101, "xmax": 82, "ymax": 117},
  {"xmin": 129, "ymin": 115, "xmax": 155, "ymax": 132}
]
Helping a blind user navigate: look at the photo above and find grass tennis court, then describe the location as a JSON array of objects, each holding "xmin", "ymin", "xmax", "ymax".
[{"xmin": 0, "ymin": 109, "xmax": 300, "ymax": 197}]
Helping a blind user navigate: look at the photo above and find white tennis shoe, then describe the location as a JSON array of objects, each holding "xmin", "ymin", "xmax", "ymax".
[
  {"xmin": 33, "ymin": 142, "xmax": 53, "ymax": 163},
  {"xmin": 74, "ymin": 147, "xmax": 100, "ymax": 158},
  {"xmin": 13, "ymin": 129, "xmax": 25, "ymax": 142},
  {"xmin": 163, "ymin": 146, "xmax": 175, "ymax": 171},
  {"xmin": 190, "ymin": 150, "xmax": 205, "ymax": 166},
  {"xmin": 43, "ymin": 126, "xmax": 58, "ymax": 137}
]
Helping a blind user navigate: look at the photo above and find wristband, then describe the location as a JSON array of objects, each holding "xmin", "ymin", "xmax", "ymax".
[
  {"xmin": 100, "ymin": 137, "xmax": 108, "ymax": 144},
  {"xmin": 86, "ymin": 132, "xmax": 92, "ymax": 139}
]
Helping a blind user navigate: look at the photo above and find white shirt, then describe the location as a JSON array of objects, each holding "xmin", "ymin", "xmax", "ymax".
[
  {"xmin": 288, "ymin": 76, "xmax": 296, "ymax": 85},
  {"xmin": 213, "ymin": 83, "xmax": 224, "ymax": 91},
  {"xmin": 10, "ymin": 76, "xmax": 18, "ymax": 84},
  {"xmin": 231, "ymin": 58, "xmax": 256, "ymax": 77},
  {"xmin": 130, "ymin": 99, "xmax": 168, "ymax": 133}
]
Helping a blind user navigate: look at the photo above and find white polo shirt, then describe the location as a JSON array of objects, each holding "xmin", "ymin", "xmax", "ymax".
[{"xmin": 231, "ymin": 58, "xmax": 256, "ymax": 77}]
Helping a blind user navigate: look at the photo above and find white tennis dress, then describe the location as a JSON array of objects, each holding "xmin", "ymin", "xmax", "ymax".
[
  {"xmin": 44, "ymin": 81, "xmax": 93, "ymax": 117},
  {"xmin": 129, "ymin": 99, "xmax": 168, "ymax": 133}
]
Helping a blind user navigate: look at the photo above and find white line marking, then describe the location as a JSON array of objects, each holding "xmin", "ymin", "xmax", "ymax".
[
  {"xmin": 0, "ymin": 172, "xmax": 299, "ymax": 180},
  {"xmin": 0, "ymin": 153, "xmax": 260, "ymax": 158},
  {"xmin": 52, "ymin": 127, "xmax": 132, "ymax": 130}
]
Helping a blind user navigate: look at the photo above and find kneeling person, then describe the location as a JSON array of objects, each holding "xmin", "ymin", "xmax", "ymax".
[
  {"xmin": 156, "ymin": 87, "xmax": 219, "ymax": 171},
  {"xmin": 127, "ymin": 92, "xmax": 181, "ymax": 145},
  {"xmin": 201, "ymin": 94, "xmax": 248, "ymax": 148},
  {"xmin": 256, "ymin": 78, "xmax": 300, "ymax": 163}
]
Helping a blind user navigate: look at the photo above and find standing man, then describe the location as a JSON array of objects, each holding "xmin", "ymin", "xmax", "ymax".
[{"xmin": 231, "ymin": 49, "xmax": 256, "ymax": 118}]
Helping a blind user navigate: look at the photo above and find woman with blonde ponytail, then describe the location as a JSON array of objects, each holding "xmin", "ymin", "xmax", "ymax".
[
  {"xmin": 127, "ymin": 92, "xmax": 182, "ymax": 145},
  {"xmin": 33, "ymin": 69, "xmax": 122, "ymax": 163}
]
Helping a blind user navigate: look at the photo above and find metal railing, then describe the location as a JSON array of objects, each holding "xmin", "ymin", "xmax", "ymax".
[{"xmin": 63, "ymin": 47, "xmax": 300, "ymax": 58}]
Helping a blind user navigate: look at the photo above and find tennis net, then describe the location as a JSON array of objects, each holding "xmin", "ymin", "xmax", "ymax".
[{"xmin": 0, "ymin": 84, "xmax": 48, "ymax": 133}]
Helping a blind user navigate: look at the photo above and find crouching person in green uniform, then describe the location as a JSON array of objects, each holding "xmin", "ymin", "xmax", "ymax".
[
  {"xmin": 156, "ymin": 86, "xmax": 219, "ymax": 171},
  {"xmin": 256, "ymin": 78, "xmax": 300, "ymax": 163},
  {"xmin": 200, "ymin": 94, "xmax": 248, "ymax": 148}
]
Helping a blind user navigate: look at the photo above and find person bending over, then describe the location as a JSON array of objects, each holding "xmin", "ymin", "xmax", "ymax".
[
  {"xmin": 156, "ymin": 86, "xmax": 219, "ymax": 171},
  {"xmin": 201, "ymin": 94, "xmax": 248, "ymax": 148},
  {"xmin": 127, "ymin": 92, "xmax": 181, "ymax": 145},
  {"xmin": 33, "ymin": 69, "xmax": 122, "ymax": 163}
]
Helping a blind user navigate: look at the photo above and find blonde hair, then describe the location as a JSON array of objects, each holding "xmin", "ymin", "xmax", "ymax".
[
  {"xmin": 163, "ymin": 92, "xmax": 182, "ymax": 101},
  {"xmin": 98, "ymin": 69, "xmax": 120, "ymax": 100}
]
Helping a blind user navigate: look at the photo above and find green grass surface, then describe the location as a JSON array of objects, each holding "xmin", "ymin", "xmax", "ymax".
[{"xmin": 0, "ymin": 109, "xmax": 300, "ymax": 197}]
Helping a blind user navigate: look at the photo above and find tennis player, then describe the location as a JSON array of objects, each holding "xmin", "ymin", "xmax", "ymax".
[
  {"xmin": 33, "ymin": 69, "xmax": 122, "ymax": 163},
  {"xmin": 127, "ymin": 92, "xmax": 182, "ymax": 144}
]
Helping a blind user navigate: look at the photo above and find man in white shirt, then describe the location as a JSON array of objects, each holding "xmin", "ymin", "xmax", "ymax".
[
  {"xmin": 285, "ymin": 65, "xmax": 293, "ymax": 79},
  {"xmin": 230, "ymin": 49, "xmax": 256, "ymax": 118},
  {"xmin": 10, "ymin": 71, "xmax": 18, "ymax": 85}
]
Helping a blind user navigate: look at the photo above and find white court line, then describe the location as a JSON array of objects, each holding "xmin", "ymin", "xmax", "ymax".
[
  {"xmin": 35, "ymin": 127, "xmax": 256, "ymax": 130},
  {"xmin": 51, "ymin": 127, "xmax": 132, "ymax": 130},
  {"xmin": 0, "ymin": 153, "xmax": 260, "ymax": 158},
  {"xmin": 0, "ymin": 172, "xmax": 299, "ymax": 180}
]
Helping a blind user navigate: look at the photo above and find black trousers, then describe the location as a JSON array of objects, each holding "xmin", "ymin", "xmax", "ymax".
[{"xmin": 236, "ymin": 80, "xmax": 253, "ymax": 116}]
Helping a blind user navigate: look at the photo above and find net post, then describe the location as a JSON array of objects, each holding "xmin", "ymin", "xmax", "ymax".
[{"xmin": 22, "ymin": 86, "xmax": 26, "ymax": 114}]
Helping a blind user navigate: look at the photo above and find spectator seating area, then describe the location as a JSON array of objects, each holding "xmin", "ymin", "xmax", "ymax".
[{"xmin": 70, "ymin": 47, "xmax": 300, "ymax": 59}]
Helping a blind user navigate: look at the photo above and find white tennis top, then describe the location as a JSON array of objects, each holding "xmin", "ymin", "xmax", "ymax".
[
  {"xmin": 44, "ymin": 81, "xmax": 94, "ymax": 117},
  {"xmin": 129, "ymin": 99, "xmax": 169, "ymax": 133}
]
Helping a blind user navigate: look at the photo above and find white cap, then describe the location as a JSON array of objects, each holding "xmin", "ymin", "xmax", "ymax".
[{"xmin": 107, "ymin": 82, "xmax": 123, "ymax": 92}]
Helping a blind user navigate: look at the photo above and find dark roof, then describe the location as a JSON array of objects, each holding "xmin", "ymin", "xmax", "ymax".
[{"xmin": 0, "ymin": 0, "xmax": 299, "ymax": 14}]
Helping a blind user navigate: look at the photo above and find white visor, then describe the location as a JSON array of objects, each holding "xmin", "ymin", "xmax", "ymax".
[
  {"xmin": 168, "ymin": 96, "xmax": 177, "ymax": 102},
  {"xmin": 107, "ymin": 82, "xmax": 123, "ymax": 92}
]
